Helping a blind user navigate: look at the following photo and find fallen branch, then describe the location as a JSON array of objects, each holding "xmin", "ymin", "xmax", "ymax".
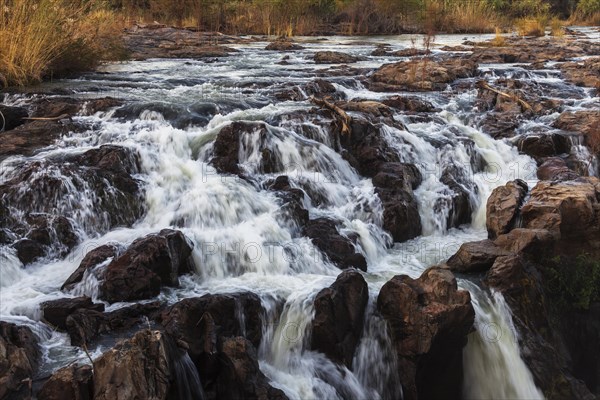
[
  {"xmin": 310, "ymin": 96, "xmax": 351, "ymax": 136},
  {"xmin": 22, "ymin": 113, "xmax": 71, "ymax": 122},
  {"xmin": 477, "ymin": 81, "xmax": 532, "ymax": 111}
]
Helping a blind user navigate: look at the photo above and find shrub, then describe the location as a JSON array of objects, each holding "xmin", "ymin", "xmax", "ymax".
[
  {"xmin": 546, "ymin": 254, "xmax": 600, "ymax": 311},
  {"xmin": 515, "ymin": 16, "xmax": 546, "ymax": 36}
]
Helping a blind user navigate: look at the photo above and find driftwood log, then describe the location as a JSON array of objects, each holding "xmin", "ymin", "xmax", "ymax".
[{"xmin": 310, "ymin": 96, "xmax": 351, "ymax": 135}]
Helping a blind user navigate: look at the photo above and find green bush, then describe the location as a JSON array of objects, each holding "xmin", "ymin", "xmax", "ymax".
[{"xmin": 546, "ymin": 254, "xmax": 600, "ymax": 311}]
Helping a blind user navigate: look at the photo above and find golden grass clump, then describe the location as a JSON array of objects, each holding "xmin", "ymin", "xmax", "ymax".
[
  {"xmin": 515, "ymin": 17, "xmax": 546, "ymax": 37},
  {"xmin": 0, "ymin": 0, "xmax": 125, "ymax": 87}
]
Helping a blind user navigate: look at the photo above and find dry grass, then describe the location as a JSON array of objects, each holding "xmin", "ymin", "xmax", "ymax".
[
  {"xmin": 515, "ymin": 17, "xmax": 546, "ymax": 36},
  {"xmin": 422, "ymin": 0, "xmax": 498, "ymax": 33},
  {"xmin": 0, "ymin": 0, "xmax": 125, "ymax": 87},
  {"xmin": 549, "ymin": 17, "xmax": 565, "ymax": 36},
  {"xmin": 491, "ymin": 27, "xmax": 507, "ymax": 46}
]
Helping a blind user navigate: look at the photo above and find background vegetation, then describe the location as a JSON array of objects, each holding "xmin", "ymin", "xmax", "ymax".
[{"xmin": 0, "ymin": 0, "xmax": 598, "ymax": 87}]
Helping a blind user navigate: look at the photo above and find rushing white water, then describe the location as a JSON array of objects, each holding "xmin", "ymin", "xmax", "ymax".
[{"xmin": 3, "ymin": 31, "xmax": 597, "ymax": 398}]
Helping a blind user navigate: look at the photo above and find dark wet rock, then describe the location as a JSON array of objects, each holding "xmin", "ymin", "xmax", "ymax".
[
  {"xmin": 371, "ymin": 44, "xmax": 392, "ymax": 56},
  {"xmin": 218, "ymin": 337, "xmax": 288, "ymax": 400},
  {"xmin": 0, "ymin": 105, "xmax": 28, "ymax": 131},
  {"xmin": 304, "ymin": 79, "xmax": 343, "ymax": 100},
  {"xmin": 440, "ymin": 163, "xmax": 476, "ymax": 228},
  {"xmin": 314, "ymin": 51, "xmax": 360, "ymax": 64},
  {"xmin": 266, "ymin": 40, "xmax": 305, "ymax": 51},
  {"xmin": 13, "ymin": 238, "xmax": 46, "ymax": 265},
  {"xmin": 100, "ymin": 229, "xmax": 195, "ymax": 303},
  {"xmin": 66, "ymin": 302, "xmax": 163, "ymax": 347},
  {"xmin": 265, "ymin": 176, "xmax": 309, "ymax": 229},
  {"xmin": 393, "ymin": 48, "xmax": 430, "ymax": 57},
  {"xmin": 370, "ymin": 58, "xmax": 478, "ymax": 92},
  {"xmin": 537, "ymin": 157, "xmax": 580, "ymax": 181},
  {"xmin": 486, "ymin": 180, "xmax": 528, "ymax": 239},
  {"xmin": 377, "ymin": 267, "xmax": 474, "ymax": 400},
  {"xmin": 0, "ymin": 145, "xmax": 144, "ymax": 242},
  {"xmin": 0, "ymin": 120, "xmax": 74, "ymax": 161},
  {"xmin": 479, "ymin": 111, "xmax": 522, "ymax": 139},
  {"xmin": 310, "ymin": 270, "xmax": 368, "ymax": 368},
  {"xmin": 30, "ymin": 97, "xmax": 121, "ymax": 118},
  {"xmin": 62, "ymin": 244, "xmax": 119, "ymax": 292},
  {"xmin": 381, "ymin": 96, "xmax": 436, "ymax": 113},
  {"xmin": 447, "ymin": 239, "xmax": 511, "ymax": 272},
  {"xmin": 93, "ymin": 329, "xmax": 203, "ymax": 400},
  {"xmin": 37, "ymin": 364, "xmax": 94, "ymax": 400},
  {"xmin": 518, "ymin": 133, "xmax": 572, "ymax": 160},
  {"xmin": 41, "ymin": 296, "xmax": 105, "ymax": 330},
  {"xmin": 10, "ymin": 214, "xmax": 78, "ymax": 266},
  {"xmin": 211, "ymin": 121, "xmax": 277, "ymax": 175},
  {"xmin": 0, "ymin": 322, "xmax": 40, "ymax": 400},
  {"xmin": 158, "ymin": 292, "xmax": 265, "ymax": 363},
  {"xmin": 303, "ymin": 218, "xmax": 367, "ymax": 271}
]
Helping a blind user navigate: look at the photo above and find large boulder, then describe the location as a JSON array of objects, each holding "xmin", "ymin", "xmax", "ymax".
[
  {"xmin": 0, "ymin": 145, "xmax": 145, "ymax": 254},
  {"xmin": 61, "ymin": 229, "xmax": 195, "ymax": 303},
  {"xmin": 486, "ymin": 180, "xmax": 528, "ymax": 239},
  {"xmin": 158, "ymin": 292, "xmax": 265, "ymax": 364},
  {"xmin": 65, "ymin": 301, "xmax": 164, "ymax": 347},
  {"xmin": 303, "ymin": 218, "xmax": 367, "ymax": 270},
  {"xmin": 37, "ymin": 364, "xmax": 94, "ymax": 400},
  {"xmin": 370, "ymin": 58, "xmax": 478, "ymax": 92},
  {"xmin": 158, "ymin": 293, "xmax": 287, "ymax": 399},
  {"xmin": 518, "ymin": 133, "xmax": 572, "ymax": 161},
  {"xmin": 41, "ymin": 296, "xmax": 105, "ymax": 330},
  {"xmin": 310, "ymin": 270, "xmax": 368, "ymax": 368},
  {"xmin": 520, "ymin": 177, "xmax": 600, "ymax": 243},
  {"xmin": 537, "ymin": 157, "xmax": 580, "ymax": 181},
  {"xmin": 447, "ymin": 239, "xmax": 511, "ymax": 273},
  {"xmin": 377, "ymin": 267, "xmax": 474, "ymax": 400},
  {"xmin": 93, "ymin": 329, "xmax": 203, "ymax": 400},
  {"xmin": 211, "ymin": 121, "xmax": 278, "ymax": 175},
  {"xmin": 101, "ymin": 230, "xmax": 194, "ymax": 303},
  {"xmin": 0, "ymin": 322, "xmax": 40, "ymax": 400},
  {"xmin": 218, "ymin": 337, "xmax": 288, "ymax": 400}
]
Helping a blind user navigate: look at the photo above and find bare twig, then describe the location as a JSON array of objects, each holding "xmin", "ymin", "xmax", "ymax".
[{"xmin": 82, "ymin": 344, "xmax": 94, "ymax": 371}]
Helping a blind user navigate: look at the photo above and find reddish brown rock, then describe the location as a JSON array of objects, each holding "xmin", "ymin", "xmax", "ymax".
[
  {"xmin": 370, "ymin": 58, "xmax": 478, "ymax": 92},
  {"xmin": 41, "ymin": 297, "xmax": 105, "ymax": 330},
  {"xmin": 377, "ymin": 267, "xmax": 474, "ymax": 400},
  {"xmin": 0, "ymin": 322, "xmax": 40, "ymax": 400},
  {"xmin": 537, "ymin": 157, "xmax": 580, "ymax": 181},
  {"xmin": 310, "ymin": 270, "xmax": 368, "ymax": 367},
  {"xmin": 37, "ymin": 364, "xmax": 94, "ymax": 400},
  {"xmin": 447, "ymin": 239, "xmax": 512, "ymax": 272},
  {"xmin": 314, "ymin": 51, "xmax": 360, "ymax": 64},
  {"xmin": 486, "ymin": 180, "xmax": 528, "ymax": 239}
]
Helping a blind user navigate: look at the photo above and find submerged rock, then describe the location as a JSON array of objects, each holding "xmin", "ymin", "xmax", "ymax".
[
  {"xmin": 310, "ymin": 270, "xmax": 368, "ymax": 368},
  {"xmin": 303, "ymin": 218, "xmax": 367, "ymax": 271},
  {"xmin": 377, "ymin": 267, "xmax": 474, "ymax": 400},
  {"xmin": 0, "ymin": 104, "xmax": 27, "ymax": 131}
]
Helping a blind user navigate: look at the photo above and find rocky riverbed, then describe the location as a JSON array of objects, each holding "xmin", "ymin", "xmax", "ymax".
[{"xmin": 0, "ymin": 26, "xmax": 599, "ymax": 400}]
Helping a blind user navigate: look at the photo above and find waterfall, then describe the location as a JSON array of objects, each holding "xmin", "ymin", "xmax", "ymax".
[
  {"xmin": 3, "ymin": 32, "xmax": 589, "ymax": 399},
  {"xmin": 462, "ymin": 284, "xmax": 544, "ymax": 399}
]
